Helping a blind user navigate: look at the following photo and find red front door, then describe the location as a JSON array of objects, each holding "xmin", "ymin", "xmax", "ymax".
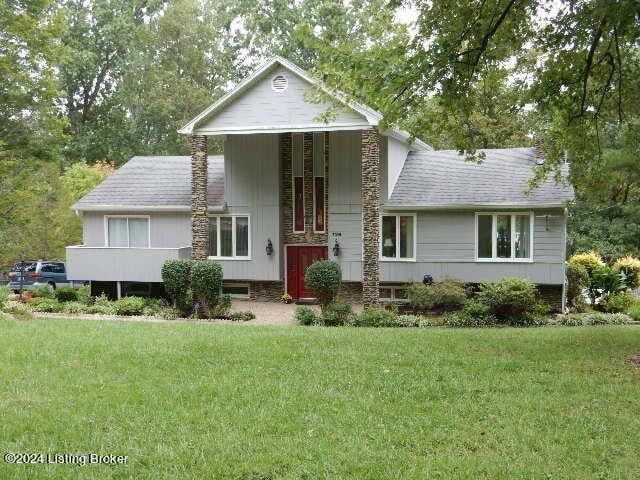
[{"xmin": 286, "ymin": 246, "xmax": 328, "ymax": 300}]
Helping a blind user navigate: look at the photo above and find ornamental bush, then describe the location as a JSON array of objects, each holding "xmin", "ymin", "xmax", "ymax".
[
  {"xmin": 161, "ymin": 259, "xmax": 194, "ymax": 315},
  {"xmin": 190, "ymin": 261, "xmax": 223, "ymax": 318},
  {"xmin": 27, "ymin": 297, "xmax": 63, "ymax": 313},
  {"xmin": 476, "ymin": 278, "xmax": 541, "ymax": 322},
  {"xmin": 407, "ymin": 280, "xmax": 468, "ymax": 311},
  {"xmin": 28, "ymin": 284, "xmax": 54, "ymax": 299},
  {"xmin": 228, "ymin": 311, "xmax": 255, "ymax": 322},
  {"xmin": 304, "ymin": 260, "xmax": 342, "ymax": 311},
  {"xmin": 591, "ymin": 266, "xmax": 627, "ymax": 301},
  {"xmin": 613, "ymin": 255, "xmax": 640, "ymax": 288},
  {"xmin": 601, "ymin": 293, "xmax": 638, "ymax": 313},
  {"xmin": 626, "ymin": 305, "xmax": 640, "ymax": 322},
  {"xmin": 54, "ymin": 287, "xmax": 78, "ymax": 302},
  {"xmin": 553, "ymin": 312, "xmax": 632, "ymax": 326},
  {"xmin": 320, "ymin": 302, "xmax": 354, "ymax": 326},
  {"xmin": 353, "ymin": 308, "xmax": 396, "ymax": 327},
  {"xmin": 568, "ymin": 252, "xmax": 606, "ymax": 274},
  {"xmin": 565, "ymin": 263, "xmax": 589, "ymax": 312},
  {"xmin": 295, "ymin": 306, "xmax": 320, "ymax": 326},
  {"xmin": 209, "ymin": 294, "xmax": 231, "ymax": 319},
  {"xmin": 113, "ymin": 296, "xmax": 146, "ymax": 316}
]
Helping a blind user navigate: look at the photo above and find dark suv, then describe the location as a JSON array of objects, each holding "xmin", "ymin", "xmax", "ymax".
[{"xmin": 8, "ymin": 260, "xmax": 70, "ymax": 293}]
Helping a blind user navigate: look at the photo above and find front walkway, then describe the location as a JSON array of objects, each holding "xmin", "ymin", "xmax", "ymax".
[{"xmin": 231, "ymin": 300, "xmax": 300, "ymax": 325}]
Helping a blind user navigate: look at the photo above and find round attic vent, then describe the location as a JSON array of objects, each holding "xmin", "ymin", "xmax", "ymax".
[{"xmin": 271, "ymin": 74, "xmax": 288, "ymax": 92}]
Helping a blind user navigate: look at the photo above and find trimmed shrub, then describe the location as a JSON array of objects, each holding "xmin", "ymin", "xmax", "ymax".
[
  {"xmin": 613, "ymin": 255, "xmax": 640, "ymax": 288},
  {"xmin": 62, "ymin": 302, "xmax": 86, "ymax": 314},
  {"xmin": 626, "ymin": 305, "xmax": 640, "ymax": 322},
  {"xmin": 0, "ymin": 285, "xmax": 10, "ymax": 311},
  {"xmin": 54, "ymin": 287, "xmax": 78, "ymax": 302},
  {"xmin": 76, "ymin": 286, "xmax": 92, "ymax": 305},
  {"xmin": 320, "ymin": 302, "xmax": 353, "ymax": 326},
  {"xmin": 209, "ymin": 294, "xmax": 231, "ymax": 319},
  {"xmin": 353, "ymin": 308, "xmax": 396, "ymax": 327},
  {"xmin": 568, "ymin": 252, "xmax": 606, "ymax": 274},
  {"xmin": 190, "ymin": 261, "xmax": 223, "ymax": 318},
  {"xmin": 295, "ymin": 306, "xmax": 320, "ymax": 326},
  {"xmin": 565, "ymin": 263, "xmax": 589, "ymax": 312},
  {"xmin": 27, "ymin": 297, "xmax": 63, "ymax": 313},
  {"xmin": 85, "ymin": 304, "xmax": 115, "ymax": 315},
  {"xmin": 407, "ymin": 280, "xmax": 468, "ymax": 311},
  {"xmin": 601, "ymin": 293, "xmax": 638, "ymax": 313},
  {"xmin": 305, "ymin": 260, "xmax": 342, "ymax": 311},
  {"xmin": 461, "ymin": 299, "xmax": 492, "ymax": 318},
  {"xmin": 476, "ymin": 278, "xmax": 539, "ymax": 321},
  {"xmin": 161, "ymin": 259, "xmax": 194, "ymax": 315},
  {"xmin": 27, "ymin": 284, "xmax": 53, "ymax": 299},
  {"xmin": 113, "ymin": 296, "xmax": 146, "ymax": 316},
  {"xmin": 228, "ymin": 311, "xmax": 255, "ymax": 322}
]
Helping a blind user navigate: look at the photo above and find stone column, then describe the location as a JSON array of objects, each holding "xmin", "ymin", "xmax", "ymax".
[
  {"xmin": 191, "ymin": 135, "xmax": 208, "ymax": 260},
  {"xmin": 361, "ymin": 128, "xmax": 381, "ymax": 307}
]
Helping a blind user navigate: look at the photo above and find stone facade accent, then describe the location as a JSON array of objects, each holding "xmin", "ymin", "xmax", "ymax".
[
  {"xmin": 249, "ymin": 281, "xmax": 285, "ymax": 302},
  {"xmin": 361, "ymin": 128, "xmax": 381, "ymax": 307},
  {"xmin": 280, "ymin": 132, "xmax": 329, "ymax": 246},
  {"xmin": 337, "ymin": 282, "xmax": 363, "ymax": 304},
  {"xmin": 191, "ymin": 135, "xmax": 208, "ymax": 260}
]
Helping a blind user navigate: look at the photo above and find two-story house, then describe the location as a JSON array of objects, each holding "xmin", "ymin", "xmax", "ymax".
[{"xmin": 66, "ymin": 56, "xmax": 573, "ymax": 308}]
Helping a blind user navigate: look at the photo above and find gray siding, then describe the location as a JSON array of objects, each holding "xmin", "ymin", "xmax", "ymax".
[
  {"xmin": 199, "ymin": 66, "xmax": 367, "ymax": 132},
  {"xmin": 220, "ymin": 134, "xmax": 280, "ymax": 280},
  {"xmin": 82, "ymin": 212, "xmax": 191, "ymax": 248},
  {"xmin": 380, "ymin": 209, "xmax": 566, "ymax": 284},
  {"xmin": 328, "ymin": 131, "xmax": 363, "ymax": 281}
]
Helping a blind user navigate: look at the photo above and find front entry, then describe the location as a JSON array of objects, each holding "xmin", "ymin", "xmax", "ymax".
[{"xmin": 286, "ymin": 246, "xmax": 328, "ymax": 300}]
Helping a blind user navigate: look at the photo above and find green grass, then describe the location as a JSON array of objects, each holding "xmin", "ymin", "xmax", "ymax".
[{"xmin": 1, "ymin": 320, "xmax": 639, "ymax": 479}]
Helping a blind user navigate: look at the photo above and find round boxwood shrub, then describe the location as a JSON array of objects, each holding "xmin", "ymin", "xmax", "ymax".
[
  {"xmin": 190, "ymin": 260, "xmax": 223, "ymax": 318},
  {"xmin": 407, "ymin": 280, "xmax": 468, "ymax": 311},
  {"xmin": 161, "ymin": 259, "xmax": 194, "ymax": 315},
  {"xmin": 476, "ymin": 278, "xmax": 540, "ymax": 322},
  {"xmin": 295, "ymin": 306, "xmax": 319, "ymax": 326},
  {"xmin": 113, "ymin": 296, "xmax": 146, "ymax": 316},
  {"xmin": 54, "ymin": 287, "xmax": 78, "ymax": 302},
  {"xmin": 304, "ymin": 260, "xmax": 342, "ymax": 311}
]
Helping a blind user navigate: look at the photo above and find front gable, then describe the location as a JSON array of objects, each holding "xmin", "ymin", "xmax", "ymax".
[{"xmin": 179, "ymin": 57, "xmax": 379, "ymax": 136}]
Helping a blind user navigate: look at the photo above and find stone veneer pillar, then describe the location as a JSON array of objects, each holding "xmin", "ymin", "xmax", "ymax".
[
  {"xmin": 361, "ymin": 128, "xmax": 381, "ymax": 307},
  {"xmin": 191, "ymin": 135, "xmax": 208, "ymax": 260}
]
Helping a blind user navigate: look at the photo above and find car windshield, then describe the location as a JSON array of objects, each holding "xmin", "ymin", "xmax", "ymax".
[{"xmin": 12, "ymin": 262, "xmax": 37, "ymax": 272}]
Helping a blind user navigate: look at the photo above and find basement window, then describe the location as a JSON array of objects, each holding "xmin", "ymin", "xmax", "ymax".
[{"xmin": 221, "ymin": 284, "xmax": 250, "ymax": 299}]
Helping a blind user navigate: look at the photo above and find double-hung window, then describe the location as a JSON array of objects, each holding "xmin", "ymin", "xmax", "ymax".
[
  {"xmin": 106, "ymin": 216, "xmax": 149, "ymax": 247},
  {"xmin": 476, "ymin": 213, "xmax": 533, "ymax": 261},
  {"xmin": 208, "ymin": 215, "xmax": 250, "ymax": 259},
  {"xmin": 381, "ymin": 214, "xmax": 416, "ymax": 260}
]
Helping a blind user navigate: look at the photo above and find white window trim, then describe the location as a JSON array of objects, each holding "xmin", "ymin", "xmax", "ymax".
[
  {"xmin": 221, "ymin": 283, "xmax": 250, "ymax": 299},
  {"xmin": 104, "ymin": 215, "xmax": 151, "ymax": 248},
  {"xmin": 292, "ymin": 133, "xmax": 305, "ymax": 233},
  {"xmin": 207, "ymin": 214, "xmax": 251, "ymax": 260},
  {"xmin": 475, "ymin": 212, "xmax": 534, "ymax": 263},
  {"xmin": 379, "ymin": 213, "xmax": 417, "ymax": 262}
]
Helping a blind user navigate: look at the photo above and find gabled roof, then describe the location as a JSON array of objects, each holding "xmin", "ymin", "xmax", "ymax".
[
  {"xmin": 72, "ymin": 156, "xmax": 225, "ymax": 212},
  {"xmin": 178, "ymin": 56, "xmax": 431, "ymax": 151},
  {"xmin": 387, "ymin": 148, "xmax": 574, "ymax": 209}
]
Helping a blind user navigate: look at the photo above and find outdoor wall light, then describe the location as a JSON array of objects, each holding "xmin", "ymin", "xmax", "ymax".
[
  {"xmin": 423, "ymin": 274, "xmax": 433, "ymax": 285},
  {"xmin": 332, "ymin": 239, "xmax": 340, "ymax": 257},
  {"xmin": 266, "ymin": 238, "xmax": 274, "ymax": 256}
]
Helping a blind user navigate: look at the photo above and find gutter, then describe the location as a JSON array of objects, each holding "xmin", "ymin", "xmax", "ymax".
[
  {"xmin": 382, "ymin": 202, "xmax": 567, "ymax": 211},
  {"xmin": 71, "ymin": 203, "xmax": 228, "ymax": 213}
]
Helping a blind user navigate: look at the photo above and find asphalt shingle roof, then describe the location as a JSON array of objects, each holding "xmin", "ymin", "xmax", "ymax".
[
  {"xmin": 72, "ymin": 156, "xmax": 224, "ymax": 211},
  {"xmin": 387, "ymin": 147, "xmax": 574, "ymax": 208}
]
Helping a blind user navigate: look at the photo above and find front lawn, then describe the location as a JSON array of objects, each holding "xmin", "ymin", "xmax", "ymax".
[{"xmin": 1, "ymin": 320, "xmax": 639, "ymax": 479}]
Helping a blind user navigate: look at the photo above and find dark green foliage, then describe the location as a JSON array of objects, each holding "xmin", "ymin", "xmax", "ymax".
[
  {"xmin": 228, "ymin": 311, "xmax": 256, "ymax": 322},
  {"xmin": 476, "ymin": 278, "xmax": 540, "ymax": 322},
  {"xmin": 320, "ymin": 302, "xmax": 353, "ymax": 326},
  {"xmin": 407, "ymin": 280, "xmax": 468, "ymax": 311},
  {"xmin": 28, "ymin": 285, "xmax": 54, "ymax": 299},
  {"xmin": 304, "ymin": 260, "xmax": 342, "ymax": 311},
  {"xmin": 591, "ymin": 266, "xmax": 628, "ymax": 301},
  {"xmin": 113, "ymin": 296, "xmax": 146, "ymax": 316},
  {"xmin": 565, "ymin": 263, "xmax": 589, "ymax": 312},
  {"xmin": 353, "ymin": 308, "xmax": 396, "ymax": 328},
  {"xmin": 161, "ymin": 259, "xmax": 194, "ymax": 315},
  {"xmin": 54, "ymin": 287, "xmax": 78, "ymax": 302},
  {"xmin": 27, "ymin": 297, "xmax": 63, "ymax": 313},
  {"xmin": 295, "ymin": 306, "xmax": 320, "ymax": 326},
  {"xmin": 209, "ymin": 295, "xmax": 231, "ymax": 319},
  {"xmin": 76, "ymin": 285, "xmax": 92, "ymax": 305},
  {"xmin": 190, "ymin": 261, "xmax": 223, "ymax": 318},
  {"xmin": 601, "ymin": 294, "xmax": 638, "ymax": 314}
]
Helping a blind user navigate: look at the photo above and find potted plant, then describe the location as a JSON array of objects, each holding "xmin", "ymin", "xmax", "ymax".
[{"xmin": 281, "ymin": 293, "xmax": 292, "ymax": 304}]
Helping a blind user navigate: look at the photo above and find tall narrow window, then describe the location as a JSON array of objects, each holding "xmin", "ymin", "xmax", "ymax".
[
  {"xmin": 208, "ymin": 215, "xmax": 250, "ymax": 259},
  {"xmin": 381, "ymin": 214, "xmax": 415, "ymax": 260},
  {"xmin": 292, "ymin": 133, "xmax": 304, "ymax": 232},
  {"xmin": 106, "ymin": 216, "xmax": 149, "ymax": 248},
  {"xmin": 476, "ymin": 213, "xmax": 533, "ymax": 261},
  {"xmin": 313, "ymin": 132, "xmax": 326, "ymax": 232}
]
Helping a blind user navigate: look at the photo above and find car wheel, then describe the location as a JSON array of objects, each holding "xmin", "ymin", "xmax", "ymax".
[{"xmin": 48, "ymin": 282, "xmax": 56, "ymax": 291}]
